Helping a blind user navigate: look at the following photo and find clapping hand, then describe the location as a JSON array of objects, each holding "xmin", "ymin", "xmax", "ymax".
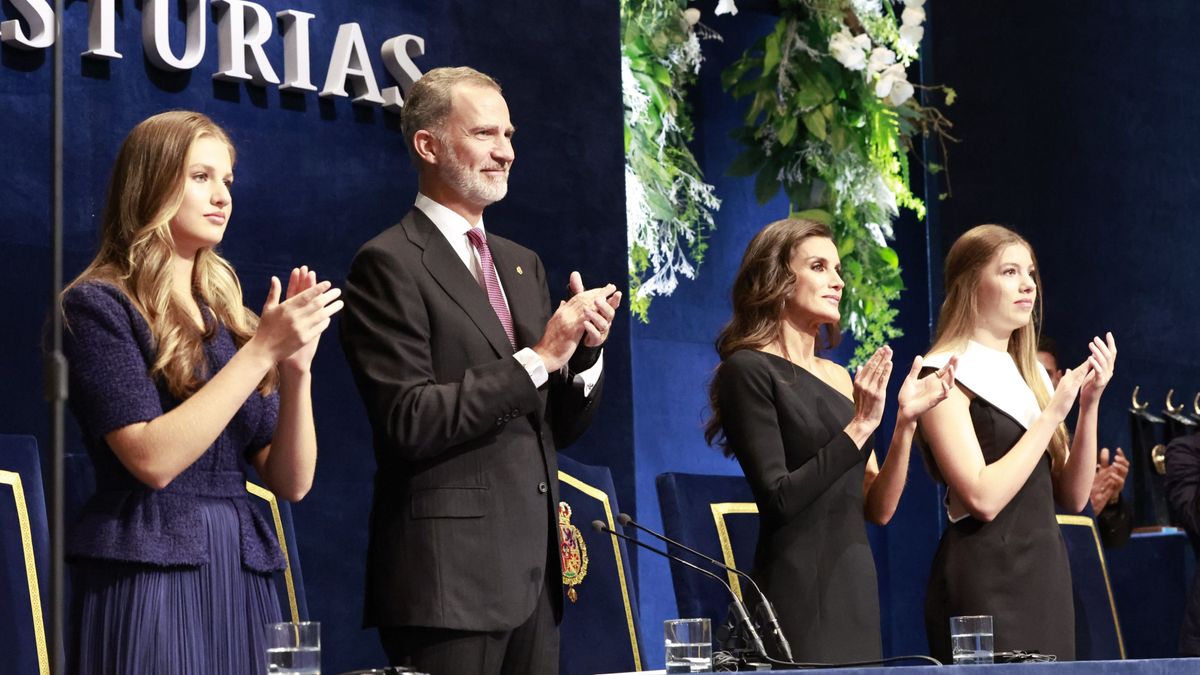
[
  {"xmin": 255, "ymin": 266, "xmax": 344, "ymax": 373},
  {"xmin": 1046, "ymin": 363, "xmax": 1089, "ymax": 423},
  {"xmin": 1090, "ymin": 446, "xmax": 1129, "ymax": 514},
  {"xmin": 1080, "ymin": 332, "xmax": 1117, "ymax": 408},
  {"xmin": 898, "ymin": 354, "xmax": 957, "ymax": 422},
  {"xmin": 851, "ymin": 346, "xmax": 894, "ymax": 430},
  {"xmin": 568, "ymin": 271, "xmax": 622, "ymax": 348},
  {"xmin": 534, "ymin": 272, "xmax": 618, "ymax": 371}
]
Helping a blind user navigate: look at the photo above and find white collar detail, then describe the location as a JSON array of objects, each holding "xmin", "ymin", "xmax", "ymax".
[{"xmin": 925, "ymin": 340, "xmax": 1051, "ymax": 430}]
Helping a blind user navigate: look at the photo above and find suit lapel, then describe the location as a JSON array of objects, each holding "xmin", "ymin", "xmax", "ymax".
[
  {"xmin": 403, "ymin": 210, "xmax": 514, "ymax": 358},
  {"xmin": 490, "ymin": 236, "xmax": 544, "ymax": 350}
]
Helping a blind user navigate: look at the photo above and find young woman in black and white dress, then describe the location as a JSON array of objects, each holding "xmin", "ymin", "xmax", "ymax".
[{"xmin": 918, "ymin": 224, "xmax": 1116, "ymax": 662}]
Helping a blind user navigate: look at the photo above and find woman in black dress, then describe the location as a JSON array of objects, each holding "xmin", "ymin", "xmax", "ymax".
[
  {"xmin": 705, "ymin": 217, "xmax": 956, "ymax": 663},
  {"xmin": 917, "ymin": 224, "xmax": 1116, "ymax": 662}
]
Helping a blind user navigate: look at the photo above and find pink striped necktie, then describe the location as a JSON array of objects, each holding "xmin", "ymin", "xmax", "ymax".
[{"xmin": 466, "ymin": 227, "xmax": 516, "ymax": 349}]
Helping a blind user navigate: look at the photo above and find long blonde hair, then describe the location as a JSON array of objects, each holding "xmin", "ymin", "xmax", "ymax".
[
  {"xmin": 65, "ymin": 110, "xmax": 276, "ymax": 399},
  {"xmin": 705, "ymin": 217, "xmax": 840, "ymax": 455},
  {"xmin": 930, "ymin": 224, "xmax": 1068, "ymax": 469}
]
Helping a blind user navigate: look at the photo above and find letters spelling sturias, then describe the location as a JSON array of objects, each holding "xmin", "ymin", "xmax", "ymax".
[{"xmin": 2, "ymin": 0, "xmax": 425, "ymax": 110}]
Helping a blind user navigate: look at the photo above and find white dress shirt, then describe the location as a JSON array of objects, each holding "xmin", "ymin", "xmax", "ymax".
[{"xmin": 414, "ymin": 193, "xmax": 603, "ymax": 394}]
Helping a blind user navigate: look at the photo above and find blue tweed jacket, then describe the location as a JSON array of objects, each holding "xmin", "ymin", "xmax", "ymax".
[{"xmin": 61, "ymin": 282, "xmax": 285, "ymax": 573}]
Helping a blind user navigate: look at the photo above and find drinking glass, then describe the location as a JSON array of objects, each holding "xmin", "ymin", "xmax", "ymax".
[
  {"xmin": 266, "ymin": 621, "xmax": 321, "ymax": 674},
  {"xmin": 949, "ymin": 615, "xmax": 994, "ymax": 665},
  {"xmin": 664, "ymin": 618, "xmax": 712, "ymax": 673}
]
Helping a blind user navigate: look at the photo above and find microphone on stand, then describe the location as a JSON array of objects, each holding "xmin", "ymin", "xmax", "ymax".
[
  {"xmin": 590, "ymin": 520, "xmax": 770, "ymax": 662},
  {"xmin": 616, "ymin": 513, "xmax": 793, "ymax": 662}
]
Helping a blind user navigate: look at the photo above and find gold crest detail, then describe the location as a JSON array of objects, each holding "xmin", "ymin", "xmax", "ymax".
[
  {"xmin": 558, "ymin": 501, "xmax": 589, "ymax": 602},
  {"xmin": 516, "ymin": 265, "xmax": 524, "ymax": 275}
]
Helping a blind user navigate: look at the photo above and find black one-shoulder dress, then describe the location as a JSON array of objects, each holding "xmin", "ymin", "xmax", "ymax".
[{"xmin": 717, "ymin": 349, "xmax": 880, "ymax": 663}]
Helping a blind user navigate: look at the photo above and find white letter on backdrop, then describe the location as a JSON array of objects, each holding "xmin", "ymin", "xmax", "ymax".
[
  {"xmin": 213, "ymin": 0, "xmax": 279, "ymax": 85},
  {"xmin": 84, "ymin": 0, "xmax": 121, "ymax": 59},
  {"xmin": 320, "ymin": 23, "xmax": 384, "ymax": 105},
  {"xmin": 1, "ymin": 0, "xmax": 54, "ymax": 50},
  {"xmin": 379, "ymin": 34, "xmax": 425, "ymax": 112},
  {"xmin": 142, "ymin": 0, "xmax": 206, "ymax": 72},
  {"xmin": 277, "ymin": 9, "xmax": 316, "ymax": 92}
]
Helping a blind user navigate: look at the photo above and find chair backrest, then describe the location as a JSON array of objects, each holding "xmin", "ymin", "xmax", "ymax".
[
  {"xmin": 0, "ymin": 434, "xmax": 50, "ymax": 675},
  {"xmin": 246, "ymin": 482, "xmax": 309, "ymax": 622},
  {"xmin": 1057, "ymin": 514, "xmax": 1125, "ymax": 660},
  {"xmin": 655, "ymin": 472, "xmax": 759, "ymax": 626},
  {"xmin": 557, "ymin": 454, "xmax": 646, "ymax": 675}
]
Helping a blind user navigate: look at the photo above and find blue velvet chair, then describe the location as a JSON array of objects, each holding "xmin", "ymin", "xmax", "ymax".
[
  {"xmin": 557, "ymin": 454, "xmax": 647, "ymax": 675},
  {"xmin": 0, "ymin": 434, "xmax": 51, "ymax": 675},
  {"xmin": 245, "ymin": 481, "xmax": 310, "ymax": 623},
  {"xmin": 1057, "ymin": 514, "xmax": 1126, "ymax": 660},
  {"xmin": 655, "ymin": 472, "xmax": 759, "ymax": 628}
]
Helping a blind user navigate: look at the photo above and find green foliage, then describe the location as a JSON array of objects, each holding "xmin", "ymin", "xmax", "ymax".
[
  {"xmin": 722, "ymin": 0, "xmax": 951, "ymax": 363},
  {"xmin": 622, "ymin": 0, "xmax": 721, "ymax": 322}
]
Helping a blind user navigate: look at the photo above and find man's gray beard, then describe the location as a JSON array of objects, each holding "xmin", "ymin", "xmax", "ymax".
[{"xmin": 443, "ymin": 152, "xmax": 509, "ymax": 205}]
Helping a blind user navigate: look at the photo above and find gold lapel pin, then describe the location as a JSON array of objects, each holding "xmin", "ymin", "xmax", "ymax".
[{"xmin": 516, "ymin": 265, "xmax": 524, "ymax": 275}]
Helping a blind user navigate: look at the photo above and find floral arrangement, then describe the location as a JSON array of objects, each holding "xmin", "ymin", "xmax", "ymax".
[
  {"xmin": 721, "ymin": 0, "xmax": 954, "ymax": 362},
  {"xmin": 622, "ymin": 0, "xmax": 722, "ymax": 322}
]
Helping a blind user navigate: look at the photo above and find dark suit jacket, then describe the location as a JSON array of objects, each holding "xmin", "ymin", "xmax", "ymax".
[
  {"xmin": 1166, "ymin": 432, "xmax": 1200, "ymax": 654},
  {"xmin": 340, "ymin": 209, "xmax": 602, "ymax": 632}
]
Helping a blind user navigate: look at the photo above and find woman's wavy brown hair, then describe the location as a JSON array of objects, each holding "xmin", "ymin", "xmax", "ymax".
[
  {"xmin": 704, "ymin": 217, "xmax": 839, "ymax": 456},
  {"xmin": 926, "ymin": 224, "xmax": 1068, "ymax": 472},
  {"xmin": 65, "ymin": 110, "xmax": 276, "ymax": 399}
]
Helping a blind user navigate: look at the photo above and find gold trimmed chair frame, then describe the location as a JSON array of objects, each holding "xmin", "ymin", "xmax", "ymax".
[
  {"xmin": 558, "ymin": 470, "xmax": 643, "ymax": 671},
  {"xmin": 246, "ymin": 481, "xmax": 301, "ymax": 623},
  {"xmin": 0, "ymin": 469, "xmax": 49, "ymax": 675},
  {"xmin": 1056, "ymin": 513, "xmax": 1127, "ymax": 659}
]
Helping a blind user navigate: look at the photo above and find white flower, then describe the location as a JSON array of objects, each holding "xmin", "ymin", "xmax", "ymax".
[
  {"xmin": 898, "ymin": 23, "xmax": 924, "ymax": 50},
  {"xmin": 683, "ymin": 8, "xmax": 701, "ymax": 25},
  {"xmin": 887, "ymin": 78, "xmax": 914, "ymax": 106},
  {"xmin": 874, "ymin": 64, "xmax": 904, "ymax": 98},
  {"xmin": 905, "ymin": 0, "xmax": 925, "ymax": 7},
  {"xmin": 850, "ymin": 0, "xmax": 884, "ymax": 19},
  {"xmin": 901, "ymin": 6, "xmax": 925, "ymax": 26},
  {"xmin": 829, "ymin": 28, "xmax": 870, "ymax": 71},
  {"xmin": 867, "ymin": 46, "xmax": 895, "ymax": 75},
  {"xmin": 715, "ymin": 0, "xmax": 738, "ymax": 16},
  {"xmin": 874, "ymin": 64, "xmax": 914, "ymax": 106}
]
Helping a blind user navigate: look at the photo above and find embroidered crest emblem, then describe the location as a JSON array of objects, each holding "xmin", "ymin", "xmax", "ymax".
[
  {"xmin": 558, "ymin": 501, "xmax": 589, "ymax": 602},
  {"xmin": 516, "ymin": 265, "xmax": 524, "ymax": 275}
]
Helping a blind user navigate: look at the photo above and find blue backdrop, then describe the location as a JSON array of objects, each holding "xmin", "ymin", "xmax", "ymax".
[
  {"xmin": 6, "ymin": 0, "xmax": 1200, "ymax": 671},
  {"xmin": 927, "ymin": 1, "xmax": 1200, "ymax": 451},
  {"xmin": 1, "ymin": 1, "xmax": 624, "ymax": 672}
]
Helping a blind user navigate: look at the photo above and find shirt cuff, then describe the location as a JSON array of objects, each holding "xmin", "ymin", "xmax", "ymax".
[
  {"xmin": 514, "ymin": 348, "xmax": 549, "ymax": 388},
  {"xmin": 571, "ymin": 350, "xmax": 604, "ymax": 397}
]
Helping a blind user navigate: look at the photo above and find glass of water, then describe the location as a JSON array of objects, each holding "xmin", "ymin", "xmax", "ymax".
[
  {"xmin": 664, "ymin": 618, "xmax": 712, "ymax": 673},
  {"xmin": 265, "ymin": 621, "xmax": 321, "ymax": 674},
  {"xmin": 949, "ymin": 615, "xmax": 994, "ymax": 665}
]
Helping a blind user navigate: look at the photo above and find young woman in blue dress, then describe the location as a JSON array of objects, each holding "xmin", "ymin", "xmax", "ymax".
[{"xmin": 60, "ymin": 111, "xmax": 343, "ymax": 673}]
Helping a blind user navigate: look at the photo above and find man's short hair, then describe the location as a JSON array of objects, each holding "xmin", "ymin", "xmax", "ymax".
[{"xmin": 401, "ymin": 66, "xmax": 502, "ymax": 165}]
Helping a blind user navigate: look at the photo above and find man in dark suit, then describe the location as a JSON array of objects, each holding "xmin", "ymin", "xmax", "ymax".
[{"xmin": 340, "ymin": 66, "xmax": 621, "ymax": 675}]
